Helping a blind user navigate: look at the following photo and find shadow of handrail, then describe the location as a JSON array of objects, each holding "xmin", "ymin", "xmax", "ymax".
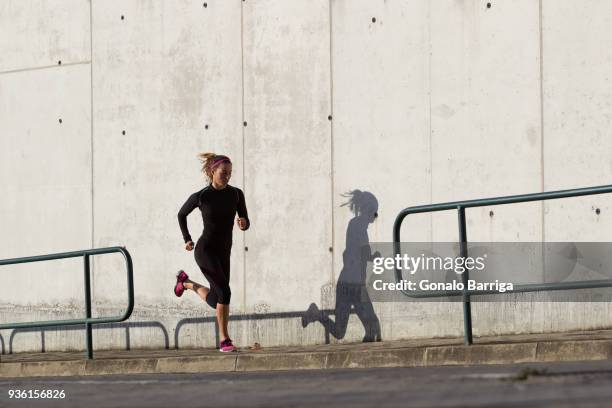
[{"xmin": 8, "ymin": 321, "xmax": 169, "ymax": 354}]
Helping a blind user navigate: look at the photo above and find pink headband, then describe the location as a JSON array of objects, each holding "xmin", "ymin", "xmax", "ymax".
[{"xmin": 210, "ymin": 155, "xmax": 231, "ymax": 170}]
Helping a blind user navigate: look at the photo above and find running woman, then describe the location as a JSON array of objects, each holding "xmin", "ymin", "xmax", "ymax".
[{"xmin": 175, "ymin": 152, "xmax": 250, "ymax": 352}]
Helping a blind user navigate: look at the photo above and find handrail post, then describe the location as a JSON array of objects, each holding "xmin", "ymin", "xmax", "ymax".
[
  {"xmin": 458, "ymin": 206, "xmax": 473, "ymax": 345},
  {"xmin": 0, "ymin": 246, "xmax": 134, "ymax": 360},
  {"xmin": 84, "ymin": 254, "xmax": 93, "ymax": 359},
  {"xmin": 393, "ymin": 184, "xmax": 612, "ymax": 345}
]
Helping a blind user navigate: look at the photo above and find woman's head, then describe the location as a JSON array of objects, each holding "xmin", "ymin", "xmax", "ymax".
[{"xmin": 198, "ymin": 152, "xmax": 232, "ymax": 187}]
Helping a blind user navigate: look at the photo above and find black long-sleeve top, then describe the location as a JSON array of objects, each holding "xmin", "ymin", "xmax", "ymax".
[{"xmin": 178, "ymin": 183, "xmax": 250, "ymax": 251}]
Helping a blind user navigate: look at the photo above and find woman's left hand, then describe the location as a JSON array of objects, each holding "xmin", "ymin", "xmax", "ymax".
[{"xmin": 236, "ymin": 217, "xmax": 248, "ymax": 230}]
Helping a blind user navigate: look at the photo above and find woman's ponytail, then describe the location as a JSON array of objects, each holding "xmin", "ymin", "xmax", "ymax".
[{"xmin": 197, "ymin": 152, "xmax": 217, "ymax": 181}]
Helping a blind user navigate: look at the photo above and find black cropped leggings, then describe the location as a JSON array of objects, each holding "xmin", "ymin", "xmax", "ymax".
[{"xmin": 194, "ymin": 238, "xmax": 231, "ymax": 309}]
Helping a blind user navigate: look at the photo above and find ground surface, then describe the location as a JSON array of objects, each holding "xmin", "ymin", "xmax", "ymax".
[{"xmin": 3, "ymin": 359, "xmax": 612, "ymax": 407}]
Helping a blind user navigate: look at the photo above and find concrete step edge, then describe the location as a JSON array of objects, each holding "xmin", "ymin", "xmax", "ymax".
[{"xmin": 2, "ymin": 339, "xmax": 612, "ymax": 378}]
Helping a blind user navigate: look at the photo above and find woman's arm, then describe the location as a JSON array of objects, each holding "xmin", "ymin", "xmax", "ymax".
[
  {"xmin": 177, "ymin": 192, "xmax": 199, "ymax": 243},
  {"xmin": 236, "ymin": 188, "xmax": 250, "ymax": 231}
]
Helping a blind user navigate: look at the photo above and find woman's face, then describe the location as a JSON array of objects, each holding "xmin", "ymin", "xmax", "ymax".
[{"xmin": 212, "ymin": 162, "xmax": 232, "ymax": 187}]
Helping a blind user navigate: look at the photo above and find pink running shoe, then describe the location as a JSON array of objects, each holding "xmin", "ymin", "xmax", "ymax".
[
  {"xmin": 219, "ymin": 338, "xmax": 237, "ymax": 352},
  {"xmin": 174, "ymin": 270, "xmax": 189, "ymax": 297}
]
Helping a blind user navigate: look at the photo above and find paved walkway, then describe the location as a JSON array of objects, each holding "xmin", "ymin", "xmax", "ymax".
[{"xmin": 3, "ymin": 329, "xmax": 612, "ymax": 377}]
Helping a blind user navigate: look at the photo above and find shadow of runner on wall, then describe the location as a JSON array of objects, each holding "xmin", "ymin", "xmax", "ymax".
[{"xmin": 302, "ymin": 189, "xmax": 382, "ymax": 343}]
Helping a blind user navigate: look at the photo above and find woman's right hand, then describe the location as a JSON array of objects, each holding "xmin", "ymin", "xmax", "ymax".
[{"xmin": 185, "ymin": 241, "xmax": 194, "ymax": 251}]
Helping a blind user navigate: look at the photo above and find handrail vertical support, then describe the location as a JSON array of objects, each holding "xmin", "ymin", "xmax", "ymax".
[
  {"xmin": 458, "ymin": 206, "xmax": 473, "ymax": 345},
  {"xmin": 0, "ymin": 246, "xmax": 133, "ymax": 360},
  {"xmin": 84, "ymin": 254, "xmax": 93, "ymax": 359}
]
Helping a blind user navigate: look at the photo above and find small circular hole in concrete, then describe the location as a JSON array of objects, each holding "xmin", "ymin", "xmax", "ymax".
[
  {"xmin": 122, "ymin": 130, "xmax": 126, "ymax": 135},
  {"xmin": 489, "ymin": 210, "xmax": 494, "ymax": 217},
  {"xmin": 243, "ymin": 121, "xmax": 247, "ymax": 127},
  {"xmin": 205, "ymin": 124, "xmax": 209, "ymax": 130},
  {"xmin": 121, "ymin": 15, "xmax": 125, "ymax": 20},
  {"xmin": 245, "ymin": 246, "xmax": 249, "ymax": 251},
  {"xmin": 58, "ymin": 60, "xmax": 62, "ymax": 65},
  {"xmin": 487, "ymin": 2, "xmax": 491, "ymax": 8},
  {"xmin": 59, "ymin": 118, "xmax": 62, "ymax": 124},
  {"xmin": 328, "ymin": 115, "xmax": 333, "ymax": 121},
  {"xmin": 203, "ymin": 2, "xmax": 207, "ymax": 7},
  {"xmin": 372, "ymin": 17, "xmax": 376, "ymax": 23},
  {"xmin": 596, "ymin": 208, "xmax": 601, "ymax": 215}
]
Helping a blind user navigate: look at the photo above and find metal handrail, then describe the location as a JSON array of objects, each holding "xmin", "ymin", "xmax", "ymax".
[
  {"xmin": 393, "ymin": 184, "xmax": 612, "ymax": 345},
  {"xmin": 0, "ymin": 246, "xmax": 134, "ymax": 359}
]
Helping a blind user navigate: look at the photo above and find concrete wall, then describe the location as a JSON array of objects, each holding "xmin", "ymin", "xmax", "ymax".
[{"xmin": 3, "ymin": 0, "xmax": 612, "ymax": 353}]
